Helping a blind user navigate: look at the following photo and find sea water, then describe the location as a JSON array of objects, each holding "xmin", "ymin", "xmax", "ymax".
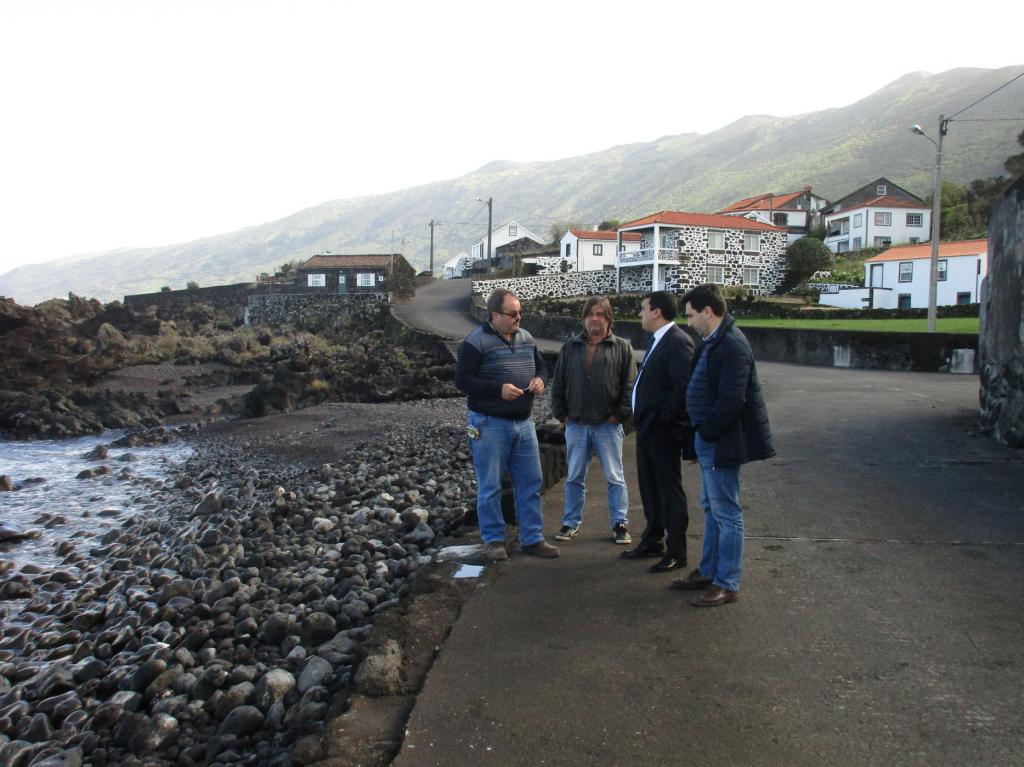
[{"xmin": 0, "ymin": 432, "xmax": 193, "ymax": 570}]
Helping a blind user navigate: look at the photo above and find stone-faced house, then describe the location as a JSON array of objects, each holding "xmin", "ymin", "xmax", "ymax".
[
  {"xmin": 295, "ymin": 253, "xmax": 415, "ymax": 300},
  {"xmin": 821, "ymin": 177, "xmax": 930, "ymax": 254},
  {"xmin": 615, "ymin": 211, "xmax": 788, "ymax": 295},
  {"xmin": 719, "ymin": 187, "xmax": 830, "ymax": 246}
]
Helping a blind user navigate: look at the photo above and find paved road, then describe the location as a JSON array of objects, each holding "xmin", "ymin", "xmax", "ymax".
[
  {"xmin": 394, "ymin": 363, "xmax": 1024, "ymax": 767},
  {"xmin": 392, "ymin": 279, "xmax": 564, "ymax": 354}
]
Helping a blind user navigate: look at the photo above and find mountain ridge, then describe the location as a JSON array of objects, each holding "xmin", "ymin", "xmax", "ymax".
[{"xmin": 3, "ymin": 65, "xmax": 1022, "ymax": 305}]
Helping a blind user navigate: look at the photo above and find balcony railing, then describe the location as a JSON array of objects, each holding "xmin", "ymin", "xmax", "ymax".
[{"xmin": 617, "ymin": 247, "xmax": 679, "ymax": 265}]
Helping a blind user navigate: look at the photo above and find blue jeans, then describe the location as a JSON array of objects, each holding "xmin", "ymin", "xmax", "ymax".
[
  {"xmin": 467, "ymin": 410, "xmax": 545, "ymax": 546},
  {"xmin": 562, "ymin": 421, "xmax": 628, "ymax": 529},
  {"xmin": 695, "ymin": 433, "xmax": 744, "ymax": 592}
]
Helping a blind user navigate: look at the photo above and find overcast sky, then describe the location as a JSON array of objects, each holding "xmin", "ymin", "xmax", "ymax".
[{"xmin": 1, "ymin": 0, "xmax": 1019, "ymax": 275}]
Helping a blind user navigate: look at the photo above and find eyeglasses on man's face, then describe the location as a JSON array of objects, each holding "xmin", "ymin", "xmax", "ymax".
[{"xmin": 498, "ymin": 310, "xmax": 522, "ymax": 318}]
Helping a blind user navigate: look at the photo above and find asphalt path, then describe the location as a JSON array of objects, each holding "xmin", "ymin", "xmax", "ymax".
[
  {"xmin": 391, "ymin": 278, "xmax": 564, "ymax": 354},
  {"xmin": 393, "ymin": 362, "xmax": 1024, "ymax": 767}
]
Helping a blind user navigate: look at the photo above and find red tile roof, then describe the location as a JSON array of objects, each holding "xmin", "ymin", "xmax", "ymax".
[
  {"xmin": 620, "ymin": 211, "xmax": 786, "ymax": 232},
  {"xmin": 299, "ymin": 254, "xmax": 399, "ymax": 269},
  {"xmin": 569, "ymin": 229, "xmax": 642, "ymax": 241},
  {"xmin": 719, "ymin": 190, "xmax": 806, "ymax": 213},
  {"xmin": 864, "ymin": 239, "xmax": 987, "ymax": 262},
  {"xmin": 829, "ymin": 195, "xmax": 929, "ymax": 214}
]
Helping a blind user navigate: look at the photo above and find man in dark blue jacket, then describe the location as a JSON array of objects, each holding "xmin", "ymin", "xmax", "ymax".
[
  {"xmin": 455, "ymin": 288, "xmax": 560, "ymax": 563},
  {"xmin": 672, "ymin": 283, "xmax": 775, "ymax": 607}
]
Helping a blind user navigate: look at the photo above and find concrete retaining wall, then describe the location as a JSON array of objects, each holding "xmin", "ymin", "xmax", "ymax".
[
  {"xmin": 978, "ymin": 176, "xmax": 1024, "ymax": 447},
  {"xmin": 471, "ymin": 302, "xmax": 977, "ymax": 373}
]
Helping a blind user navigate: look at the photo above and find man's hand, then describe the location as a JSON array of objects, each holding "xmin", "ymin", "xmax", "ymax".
[
  {"xmin": 501, "ymin": 383, "xmax": 525, "ymax": 401},
  {"xmin": 527, "ymin": 377, "xmax": 545, "ymax": 395}
]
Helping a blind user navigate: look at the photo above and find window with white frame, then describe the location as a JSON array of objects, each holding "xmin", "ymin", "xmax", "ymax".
[
  {"xmin": 593, "ymin": 244, "xmax": 603, "ymax": 255},
  {"xmin": 508, "ymin": 225, "xmax": 517, "ymax": 237},
  {"xmin": 742, "ymin": 232, "xmax": 760, "ymax": 253},
  {"xmin": 854, "ymin": 213, "xmax": 863, "ymax": 227},
  {"xmin": 742, "ymin": 267, "xmax": 759, "ymax": 286},
  {"xmin": 707, "ymin": 264, "xmax": 725, "ymax": 284},
  {"xmin": 660, "ymin": 233, "xmax": 671, "ymax": 249},
  {"xmin": 773, "ymin": 213, "xmax": 788, "ymax": 226},
  {"xmin": 898, "ymin": 262, "xmax": 913, "ymax": 282},
  {"xmin": 938, "ymin": 259, "xmax": 948, "ymax": 281},
  {"xmin": 874, "ymin": 236, "xmax": 892, "ymax": 247},
  {"xmin": 307, "ymin": 273, "xmax": 326, "ymax": 287},
  {"xmin": 906, "ymin": 212, "xmax": 923, "ymax": 227},
  {"xmin": 356, "ymin": 273, "xmax": 375, "ymax": 287},
  {"xmin": 836, "ymin": 240, "xmax": 850, "ymax": 254},
  {"xmin": 852, "ymin": 237, "xmax": 862, "ymax": 250},
  {"xmin": 708, "ymin": 230, "xmax": 725, "ymax": 250},
  {"xmin": 875, "ymin": 212, "xmax": 892, "ymax": 226},
  {"xmin": 876, "ymin": 184, "xmax": 887, "ymax": 195},
  {"xmin": 565, "ymin": 243, "xmax": 571, "ymax": 257}
]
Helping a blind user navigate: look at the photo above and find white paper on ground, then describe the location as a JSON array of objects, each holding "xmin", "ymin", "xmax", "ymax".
[
  {"xmin": 453, "ymin": 564, "xmax": 484, "ymax": 579},
  {"xmin": 435, "ymin": 544, "xmax": 485, "ymax": 561}
]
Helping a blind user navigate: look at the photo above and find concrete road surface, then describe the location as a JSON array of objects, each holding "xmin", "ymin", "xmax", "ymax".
[{"xmin": 393, "ymin": 363, "xmax": 1024, "ymax": 767}]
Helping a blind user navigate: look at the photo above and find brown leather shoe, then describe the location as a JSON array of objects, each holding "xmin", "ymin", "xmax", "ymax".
[
  {"xmin": 670, "ymin": 568, "xmax": 712, "ymax": 590},
  {"xmin": 692, "ymin": 585, "xmax": 738, "ymax": 607}
]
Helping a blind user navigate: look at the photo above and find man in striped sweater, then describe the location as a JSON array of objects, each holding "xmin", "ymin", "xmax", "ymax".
[{"xmin": 455, "ymin": 288, "xmax": 560, "ymax": 562}]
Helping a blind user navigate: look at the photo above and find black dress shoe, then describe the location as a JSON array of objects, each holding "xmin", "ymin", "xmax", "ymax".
[
  {"xmin": 648, "ymin": 556, "xmax": 685, "ymax": 573},
  {"xmin": 619, "ymin": 543, "xmax": 665, "ymax": 560}
]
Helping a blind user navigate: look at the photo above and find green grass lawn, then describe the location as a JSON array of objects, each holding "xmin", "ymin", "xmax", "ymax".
[{"xmin": 733, "ymin": 317, "xmax": 979, "ymax": 333}]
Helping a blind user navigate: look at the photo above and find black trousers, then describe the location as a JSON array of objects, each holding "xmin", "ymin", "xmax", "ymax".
[{"xmin": 636, "ymin": 428, "xmax": 688, "ymax": 560}]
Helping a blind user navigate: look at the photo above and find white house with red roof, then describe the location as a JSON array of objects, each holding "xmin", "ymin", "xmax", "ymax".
[
  {"xmin": 818, "ymin": 239, "xmax": 987, "ymax": 309},
  {"xmin": 558, "ymin": 229, "xmax": 641, "ymax": 272},
  {"xmin": 719, "ymin": 186, "xmax": 830, "ymax": 246},
  {"xmin": 821, "ymin": 178, "xmax": 930, "ymax": 254},
  {"xmin": 615, "ymin": 211, "xmax": 788, "ymax": 295},
  {"xmin": 468, "ymin": 220, "xmax": 545, "ymax": 264}
]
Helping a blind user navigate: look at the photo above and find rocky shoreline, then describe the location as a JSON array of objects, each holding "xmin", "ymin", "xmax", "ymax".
[{"xmin": 0, "ymin": 398, "xmax": 483, "ymax": 766}]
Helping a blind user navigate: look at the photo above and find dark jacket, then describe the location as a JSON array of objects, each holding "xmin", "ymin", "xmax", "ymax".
[
  {"xmin": 694, "ymin": 314, "xmax": 775, "ymax": 467},
  {"xmin": 455, "ymin": 321, "xmax": 547, "ymax": 420},
  {"xmin": 632, "ymin": 323, "xmax": 695, "ymax": 443},
  {"xmin": 550, "ymin": 331, "xmax": 636, "ymax": 425}
]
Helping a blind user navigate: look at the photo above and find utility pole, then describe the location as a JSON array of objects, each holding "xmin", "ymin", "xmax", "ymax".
[
  {"xmin": 926, "ymin": 115, "xmax": 947, "ymax": 333},
  {"xmin": 429, "ymin": 219, "xmax": 436, "ymax": 277},
  {"xmin": 485, "ymin": 197, "xmax": 493, "ymax": 275}
]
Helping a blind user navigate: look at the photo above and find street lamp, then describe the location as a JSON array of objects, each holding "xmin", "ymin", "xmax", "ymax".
[
  {"xmin": 476, "ymin": 197, "xmax": 494, "ymax": 275},
  {"xmin": 910, "ymin": 116, "xmax": 948, "ymax": 332}
]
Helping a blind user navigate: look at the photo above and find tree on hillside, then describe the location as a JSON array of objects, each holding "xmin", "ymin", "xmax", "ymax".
[
  {"xmin": 1004, "ymin": 129, "xmax": 1024, "ymax": 179},
  {"xmin": 926, "ymin": 180, "xmax": 988, "ymax": 241},
  {"xmin": 597, "ymin": 220, "xmax": 621, "ymax": 231},
  {"xmin": 548, "ymin": 221, "xmax": 580, "ymax": 245},
  {"xmin": 781, "ymin": 237, "xmax": 833, "ymax": 292}
]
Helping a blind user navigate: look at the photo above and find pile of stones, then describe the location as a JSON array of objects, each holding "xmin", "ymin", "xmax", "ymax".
[{"xmin": 0, "ymin": 411, "xmax": 475, "ymax": 766}]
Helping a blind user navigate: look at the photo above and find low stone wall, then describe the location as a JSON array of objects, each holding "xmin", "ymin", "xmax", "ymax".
[
  {"xmin": 472, "ymin": 270, "xmax": 615, "ymax": 300},
  {"xmin": 124, "ymin": 283, "xmax": 256, "ymax": 319},
  {"xmin": 246, "ymin": 293, "xmax": 386, "ymax": 329},
  {"xmin": 978, "ymin": 176, "xmax": 1024, "ymax": 447}
]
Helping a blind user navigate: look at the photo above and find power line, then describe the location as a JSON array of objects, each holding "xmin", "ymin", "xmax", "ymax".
[
  {"xmin": 948, "ymin": 70, "xmax": 1024, "ymax": 121},
  {"xmin": 946, "ymin": 117, "xmax": 1024, "ymax": 123},
  {"xmin": 437, "ymin": 200, "xmax": 490, "ymax": 227}
]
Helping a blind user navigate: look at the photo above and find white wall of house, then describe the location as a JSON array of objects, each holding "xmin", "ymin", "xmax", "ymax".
[
  {"xmin": 559, "ymin": 231, "xmax": 639, "ymax": 272},
  {"xmin": 824, "ymin": 206, "xmax": 930, "ymax": 254},
  {"xmin": 858, "ymin": 255, "xmax": 986, "ymax": 308},
  {"xmin": 469, "ymin": 221, "xmax": 544, "ymax": 260},
  {"xmin": 818, "ymin": 286, "xmax": 897, "ymax": 309}
]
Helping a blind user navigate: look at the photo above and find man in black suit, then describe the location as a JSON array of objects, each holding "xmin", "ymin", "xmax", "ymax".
[{"xmin": 620, "ymin": 291, "xmax": 695, "ymax": 573}]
